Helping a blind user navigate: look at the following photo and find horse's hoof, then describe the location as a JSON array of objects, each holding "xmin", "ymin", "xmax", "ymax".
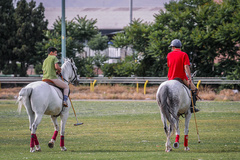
[
  {"xmin": 165, "ymin": 146, "xmax": 172, "ymax": 152},
  {"xmin": 36, "ymin": 145, "xmax": 41, "ymax": 152},
  {"xmin": 173, "ymin": 142, "xmax": 179, "ymax": 149},
  {"xmin": 60, "ymin": 146, "xmax": 67, "ymax": 151},
  {"xmin": 30, "ymin": 147, "xmax": 35, "ymax": 152},
  {"xmin": 48, "ymin": 141, "xmax": 54, "ymax": 148},
  {"xmin": 184, "ymin": 146, "xmax": 190, "ymax": 151}
]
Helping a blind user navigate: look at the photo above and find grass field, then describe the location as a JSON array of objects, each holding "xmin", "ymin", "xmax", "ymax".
[{"xmin": 0, "ymin": 100, "xmax": 239, "ymax": 160}]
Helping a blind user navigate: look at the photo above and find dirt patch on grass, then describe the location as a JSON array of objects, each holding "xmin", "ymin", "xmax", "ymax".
[{"xmin": 0, "ymin": 84, "xmax": 239, "ymax": 101}]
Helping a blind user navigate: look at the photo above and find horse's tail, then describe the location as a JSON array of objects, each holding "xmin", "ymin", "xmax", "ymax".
[
  {"xmin": 157, "ymin": 84, "xmax": 179, "ymax": 132},
  {"xmin": 17, "ymin": 87, "xmax": 33, "ymax": 114}
]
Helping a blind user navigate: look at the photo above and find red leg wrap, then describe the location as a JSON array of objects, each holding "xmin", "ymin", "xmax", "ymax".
[
  {"xmin": 30, "ymin": 134, "xmax": 35, "ymax": 148},
  {"xmin": 175, "ymin": 135, "xmax": 180, "ymax": 143},
  {"xmin": 52, "ymin": 131, "xmax": 58, "ymax": 141},
  {"xmin": 60, "ymin": 136, "xmax": 64, "ymax": 147},
  {"xmin": 34, "ymin": 134, "xmax": 39, "ymax": 146},
  {"xmin": 184, "ymin": 135, "xmax": 188, "ymax": 147}
]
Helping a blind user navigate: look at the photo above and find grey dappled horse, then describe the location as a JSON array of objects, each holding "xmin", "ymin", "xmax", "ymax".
[
  {"xmin": 156, "ymin": 80, "xmax": 192, "ymax": 152},
  {"xmin": 17, "ymin": 58, "xmax": 78, "ymax": 152}
]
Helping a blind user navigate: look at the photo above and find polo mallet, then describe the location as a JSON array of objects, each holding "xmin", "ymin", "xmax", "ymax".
[
  {"xmin": 59, "ymin": 74, "xmax": 83, "ymax": 126},
  {"xmin": 190, "ymin": 85, "xmax": 201, "ymax": 143},
  {"xmin": 69, "ymin": 97, "xmax": 83, "ymax": 126}
]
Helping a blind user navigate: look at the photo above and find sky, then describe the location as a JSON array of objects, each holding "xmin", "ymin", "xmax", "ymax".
[
  {"xmin": 14, "ymin": 0, "xmax": 173, "ymax": 29},
  {"xmin": 21, "ymin": 0, "xmax": 171, "ymax": 8}
]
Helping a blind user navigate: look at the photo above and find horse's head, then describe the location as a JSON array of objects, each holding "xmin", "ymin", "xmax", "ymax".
[
  {"xmin": 70, "ymin": 58, "xmax": 80, "ymax": 85},
  {"xmin": 62, "ymin": 58, "xmax": 79, "ymax": 86}
]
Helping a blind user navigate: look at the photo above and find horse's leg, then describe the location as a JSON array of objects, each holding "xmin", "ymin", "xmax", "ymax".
[
  {"xmin": 173, "ymin": 116, "xmax": 180, "ymax": 149},
  {"xmin": 59, "ymin": 111, "xmax": 69, "ymax": 151},
  {"xmin": 27, "ymin": 112, "xmax": 35, "ymax": 132},
  {"xmin": 160, "ymin": 112, "xmax": 172, "ymax": 152},
  {"xmin": 184, "ymin": 112, "xmax": 192, "ymax": 151},
  {"xmin": 48, "ymin": 116, "xmax": 59, "ymax": 148},
  {"xmin": 23, "ymin": 101, "xmax": 40, "ymax": 152},
  {"xmin": 30, "ymin": 113, "xmax": 43, "ymax": 152},
  {"xmin": 28, "ymin": 113, "xmax": 42, "ymax": 152}
]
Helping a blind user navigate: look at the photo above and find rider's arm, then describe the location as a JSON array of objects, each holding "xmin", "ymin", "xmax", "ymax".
[
  {"xmin": 55, "ymin": 63, "xmax": 61, "ymax": 74},
  {"xmin": 184, "ymin": 65, "xmax": 192, "ymax": 85}
]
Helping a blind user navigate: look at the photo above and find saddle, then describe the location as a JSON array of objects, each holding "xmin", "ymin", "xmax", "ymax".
[{"xmin": 173, "ymin": 78, "xmax": 186, "ymax": 87}]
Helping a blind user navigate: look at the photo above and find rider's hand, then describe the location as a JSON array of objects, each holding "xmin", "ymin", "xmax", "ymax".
[
  {"xmin": 56, "ymin": 69, "xmax": 61, "ymax": 75},
  {"xmin": 187, "ymin": 79, "xmax": 192, "ymax": 86}
]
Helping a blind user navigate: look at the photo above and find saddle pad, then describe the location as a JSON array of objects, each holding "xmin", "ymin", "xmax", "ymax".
[{"xmin": 43, "ymin": 79, "xmax": 63, "ymax": 100}]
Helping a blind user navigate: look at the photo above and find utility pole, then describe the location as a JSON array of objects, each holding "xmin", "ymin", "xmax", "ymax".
[
  {"xmin": 129, "ymin": 0, "xmax": 133, "ymax": 24},
  {"xmin": 61, "ymin": 0, "xmax": 66, "ymax": 65}
]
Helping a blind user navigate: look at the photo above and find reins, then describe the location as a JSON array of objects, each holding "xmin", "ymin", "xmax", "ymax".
[
  {"xmin": 53, "ymin": 61, "xmax": 78, "ymax": 117},
  {"xmin": 59, "ymin": 62, "xmax": 78, "ymax": 85},
  {"xmin": 58, "ymin": 62, "xmax": 79, "ymax": 122}
]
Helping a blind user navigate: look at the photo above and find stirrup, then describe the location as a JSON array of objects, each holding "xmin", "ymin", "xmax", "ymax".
[
  {"xmin": 191, "ymin": 91, "xmax": 198, "ymax": 106},
  {"xmin": 63, "ymin": 101, "xmax": 68, "ymax": 107},
  {"xmin": 190, "ymin": 106, "xmax": 200, "ymax": 113},
  {"xmin": 190, "ymin": 90, "xmax": 199, "ymax": 113}
]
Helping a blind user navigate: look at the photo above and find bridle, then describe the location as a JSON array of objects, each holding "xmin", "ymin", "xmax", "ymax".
[
  {"xmin": 59, "ymin": 61, "xmax": 78, "ymax": 85},
  {"xmin": 69, "ymin": 62, "xmax": 78, "ymax": 84}
]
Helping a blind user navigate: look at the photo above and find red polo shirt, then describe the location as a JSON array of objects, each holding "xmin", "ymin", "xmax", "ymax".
[{"xmin": 167, "ymin": 49, "xmax": 190, "ymax": 81}]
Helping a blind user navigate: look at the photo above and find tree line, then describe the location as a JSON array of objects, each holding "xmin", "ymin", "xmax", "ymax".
[
  {"xmin": 0, "ymin": 0, "xmax": 239, "ymax": 79},
  {"xmin": 0, "ymin": 0, "xmax": 108, "ymax": 77},
  {"xmin": 111, "ymin": 0, "xmax": 240, "ymax": 79}
]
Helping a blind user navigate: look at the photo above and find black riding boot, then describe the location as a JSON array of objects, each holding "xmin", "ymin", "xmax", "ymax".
[{"xmin": 190, "ymin": 91, "xmax": 200, "ymax": 113}]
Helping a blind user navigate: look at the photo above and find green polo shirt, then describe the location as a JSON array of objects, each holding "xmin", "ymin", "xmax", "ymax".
[{"xmin": 42, "ymin": 55, "xmax": 59, "ymax": 80}]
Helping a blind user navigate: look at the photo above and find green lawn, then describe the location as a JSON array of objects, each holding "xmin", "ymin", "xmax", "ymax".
[{"xmin": 0, "ymin": 100, "xmax": 239, "ymax": 160}]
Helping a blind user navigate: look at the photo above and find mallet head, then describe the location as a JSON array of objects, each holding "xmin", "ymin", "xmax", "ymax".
[{"xmin": 74, "ymin": 122, "xmax": 83, "ymax": 126}]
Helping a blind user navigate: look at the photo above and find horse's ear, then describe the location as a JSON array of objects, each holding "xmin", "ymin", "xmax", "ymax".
[{"xmin": 64, "ymin": 58, "xmax": 70, "ymax": 63}]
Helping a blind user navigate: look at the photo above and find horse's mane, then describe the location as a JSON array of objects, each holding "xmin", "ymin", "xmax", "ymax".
[{"xmin": 61, "ymin": 58, "xmax": 71, "ymax": 68}]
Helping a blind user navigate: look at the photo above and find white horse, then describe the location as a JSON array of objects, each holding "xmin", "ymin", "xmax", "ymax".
[
  {"xmin": 156, "ymin": 80, "xmax": 192, "ymax": 152},
  {"xmin": 17, "ymin": 58, "xmax": 79, "ymax": 152}
]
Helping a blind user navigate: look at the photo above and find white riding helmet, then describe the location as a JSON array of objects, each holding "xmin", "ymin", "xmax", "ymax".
[{"xmin": 169, "ymin": 39, "xmax": 182, "ymax": 48}]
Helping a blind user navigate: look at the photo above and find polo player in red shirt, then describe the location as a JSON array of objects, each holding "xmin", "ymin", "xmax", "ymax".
[{"xmin": 167, "ymin": 39, "xmax": 199, "ymax": 113}]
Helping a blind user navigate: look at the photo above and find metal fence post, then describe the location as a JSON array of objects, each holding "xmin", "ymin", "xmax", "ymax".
[
  {"xmin": 144, "ymin": 80, "xmax": 148, "ymax": 95},
  {"xmin": 197, "ymin": 80, "xmax": 201, "ymax": 89},
  {"xmin": 90, "ymin": 80, "xmax": 97, "ymax": 92},
  {"xmin": 136, "ymin": 83, "xmax": 139, "ymax": 93}
]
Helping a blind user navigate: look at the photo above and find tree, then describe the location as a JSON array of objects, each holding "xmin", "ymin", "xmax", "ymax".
[
  {"xmin": 72, "ymin": 57, "xmax": 94, "ymax": 77},
  {"xmin": 87, "ymin": 33, "xmax": 108, "ymax": 76},
  {"xmin": 149, "ymin": 0, "xmax": 240, "ymax": 77},
  {"xmin": 101, "ymin": 63, "xmax": 116, "ymax": 77},
  {"xmin": 88, "ymin": 33, "xmax": 108, "ymax": 52},
  {"xmin": 0, "ymin": 0, "xmax": 16, "ymax": 74},
  {"xmin": 112, "ymin": 19, "xmax": 153, "ymax": 76},
  {"xmin": 13, "ymin": 0, "xmax": 48, "ymax": 76},
  {"xmin": 113, "ymin": 19, "xmax": 151, "ymax": 53},
  {"xmin": 48, "ymin": 15, "xmax": 99, "ymax": 56},
  {"xmin": 102, "ymin": 56, "xmax": 140, "ymax": 77},
  {"xmin": 212, "ymin": 0, "xmax": 240, "ymax": 77},
  {"xmin": 36, "ymin": 15, "xmax": 99, "ymax": 76}
]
